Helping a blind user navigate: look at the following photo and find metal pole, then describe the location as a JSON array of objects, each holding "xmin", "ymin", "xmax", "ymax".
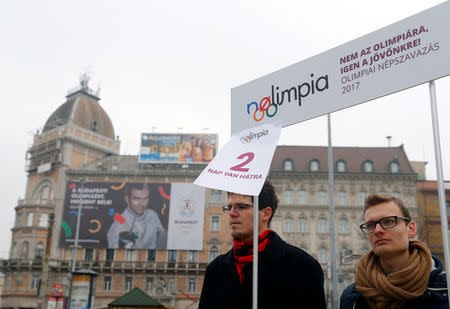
[
  {"xmin": 252, "ymin": 196, "xmax": 259, "ymax": 309},
  {"xmin": 327, "ymin": 114, "xmax": 338, "ymax": 308},
  {"xmin": 428, "ymin": 80, "xmax": 450, "ymax": 307},
  {"xmin": 68, "ymin": 179, "xmax": 84, "ymax": 309}
]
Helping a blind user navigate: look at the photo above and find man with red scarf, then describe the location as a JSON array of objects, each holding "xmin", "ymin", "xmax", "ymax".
[{"xmin": 199, "ymin": 180, "xmax": 326, "ymax": 309}]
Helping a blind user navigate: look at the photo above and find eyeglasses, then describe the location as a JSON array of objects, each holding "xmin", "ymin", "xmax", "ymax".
[
  {"xmin": 223, "ymin": 203, "xmax": 253, "ymax": 213},
  {"xmin": 360, "ymin": 215, "xmax": 410, "ymax": 234}
]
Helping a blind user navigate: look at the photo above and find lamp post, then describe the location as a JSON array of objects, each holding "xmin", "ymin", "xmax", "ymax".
[{"xmin": 67, "ymin": 179, "xmax": 84, "ymax": 309}]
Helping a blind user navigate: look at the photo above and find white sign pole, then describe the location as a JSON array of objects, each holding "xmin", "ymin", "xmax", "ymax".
[
  {"xmin": 428, "ymin": 80, "xmax": 450, "ymax": 306},
  {"xmin": 252, "ymin": 197, "xmax": 259, "ymax": 309},
  {"xmin": 327, "ymin": 114, "xmax": 338, "ymax": 308}
]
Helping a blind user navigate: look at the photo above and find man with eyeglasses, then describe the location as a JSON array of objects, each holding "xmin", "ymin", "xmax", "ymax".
[
  {"xmin": 199, "ymin": 180, "xmax": 326, "ymax": 309},
  {"xmin": 340, "ymin": 193, "xmax": 448, "ymax": 309}
]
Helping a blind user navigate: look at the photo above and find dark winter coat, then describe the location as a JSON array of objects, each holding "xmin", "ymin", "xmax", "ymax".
[
  {"xmin": 198, "ymin": 232, "xmax": 327, "ymax": 309},
  {"xmin": 340, "ymin": 256, "xmax": 449, "ymax": 309}
]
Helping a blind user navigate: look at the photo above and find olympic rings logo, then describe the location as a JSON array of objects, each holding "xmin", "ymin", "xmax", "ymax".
[{"xmin": 247, "ymin": 96, "xmax": 278, "ymax": 122}]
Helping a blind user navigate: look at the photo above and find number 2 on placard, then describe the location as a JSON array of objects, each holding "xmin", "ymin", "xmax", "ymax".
[{"xmin": 230, "ymin": 152, "xmax": 255, "ymax": 172}]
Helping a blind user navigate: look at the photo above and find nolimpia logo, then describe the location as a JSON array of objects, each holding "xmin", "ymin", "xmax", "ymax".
[
  {"xmin": 240, "ymin": 129, "xmax": 269, "ymax": 144},
  {"xmin": 246, "ymin": 73, "xmax": 329, "ymax": 122}
]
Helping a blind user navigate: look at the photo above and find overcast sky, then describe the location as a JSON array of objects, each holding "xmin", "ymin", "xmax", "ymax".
[{"xmin": 0, "ymin": 0, "xmax": 449, "ymax": 258}]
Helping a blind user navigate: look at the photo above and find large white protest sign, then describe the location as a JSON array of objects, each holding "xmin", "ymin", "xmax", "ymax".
[
  {"xmin": 194, "ymin": 122, "xmax": 281, "ymax": 196},
  {"xmin": 231, "ymin": 1, "xmax": 450, "ymax": 133}
]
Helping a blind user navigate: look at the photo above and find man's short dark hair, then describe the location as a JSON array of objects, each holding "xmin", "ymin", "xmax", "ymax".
[
  {"xmin": 364, "ymin": 193, "xmax": 411, "ymax": 220},
  {"xmin": 227, "ymin": 179, "xmax": 279, "ymax": 226},
  {"xmin": 125, "ymin": 182, "xmax": 151, "ymax": 197}
]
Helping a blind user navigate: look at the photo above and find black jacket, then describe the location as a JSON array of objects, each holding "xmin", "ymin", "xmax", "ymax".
[
  {"xmin": 340, "ymin": 256, "xmax": 449, "ymax": 309},
  {"xmin": 199, "ymin": 232, "xmax": 326, "ymax": 309}
]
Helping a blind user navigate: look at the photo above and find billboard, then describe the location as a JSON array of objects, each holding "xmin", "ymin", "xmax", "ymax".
[
  {"xmin": 231, "ymin": 1, "xmax": 450, "ymax": 133},
  {"xmin": 139, "ymin": 133, "xmax": 218, "ymax": 163},
  {"xmin": 59, "ymin": 181, "xmax": 205, "ymax": 250}
]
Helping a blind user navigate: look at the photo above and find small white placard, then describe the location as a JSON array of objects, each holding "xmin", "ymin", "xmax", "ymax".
[{"xmin": 194, "ymin": 122, "xmax": 281, "ymax": 196}]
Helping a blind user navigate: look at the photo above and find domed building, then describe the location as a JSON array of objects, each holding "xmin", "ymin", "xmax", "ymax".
[{"xmin": 0, "ymin": 79, "xmax": 120, "ymax": 309}]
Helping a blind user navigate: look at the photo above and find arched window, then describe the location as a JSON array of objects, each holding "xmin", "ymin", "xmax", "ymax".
[
  {"xmin": 284, "ymin": 190, "xmax": 293, "ymax": 204},
  {"xmin": 319, "ymin": 248, "xmax": 328, "ymax": 264},
  {"xmin": 309, "ymin": 160, "xmax": 320, "ymax": 172},
  {"xmin": 338, "ymin": 191, "xmax": 347, "ymax": 205},
  {"xmin": 35, "ymin": 242, "xmax": 45, "ymax": 259},
  {"xmin": 299, "ymin": 218, "xmax": 308, "ymax": 233},
  {"xmin": 32, "ymin": 182, "xmax": 54, "ymax": 204},
  {"xmin": 20, "ymin": 241, "xmax": 29, "ymax": 259},
  {"xmin": 298, "ymin": 190, "xmax": 307, "ymax": 205},
  {"xmin": 318, "ymin": 218, "xmax": 327, "ymax": 234},
  {"xmin": 284, "ymin": 218, "xmax": 293, "ymax": 233},
  {"xmin": 389, "ymin": 161, "xmax": 399, "ymax": 173},
  {"xmin": 11, "ymin": 242, "xmax": 17, "ymax": 258},
  {"xmin": 318, "ymin": 191, "xmax": 327, "ymax": 205},
  {"xmin": 359, "ymin": 191, "xmax": 367, "ymax": 206},
  {"xmin": 283, "ymin": 159, "xmax": 293, "ymax": 171},
  {"xmin": 209, "ymin": 246, "xmax": 219, "ymax": 262},
  {"xmin": 27, "ymin": 213, "xmax": 34, "ymax": 226},
  {"xmin": 339, "ymin": 218, "xmax": 348, "ymax": 234},
  {"xmin": 336, "ymin": 160, "xmax": 346, "ymax": 172},
  {"xmin": 363, "ymin": 160, "xmax": 373, "ymax": 173},
  {"xmin": 38, "ymin": 213, "xmax": 49, "ymax": 227}
]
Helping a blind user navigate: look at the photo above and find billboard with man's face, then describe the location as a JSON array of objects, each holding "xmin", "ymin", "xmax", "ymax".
[
  {"xmin": 139, "ymin": 133, "xmax": 218, "ymax": 163},
  {"xmin": 59, "ymin": 181, "xmax": 205, "ymax": 250}
]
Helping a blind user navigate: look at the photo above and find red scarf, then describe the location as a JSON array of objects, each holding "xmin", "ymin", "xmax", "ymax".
[{"xmin": 233, "ymin": 229, "xmax": 273, "ymax": 284}]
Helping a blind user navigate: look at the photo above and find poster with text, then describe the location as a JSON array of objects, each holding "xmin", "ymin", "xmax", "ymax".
[{"xmin": 59, "ymin": 181, "xmax": 205, "ymax": 250}]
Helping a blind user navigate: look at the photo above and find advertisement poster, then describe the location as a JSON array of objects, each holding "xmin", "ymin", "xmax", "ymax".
[
  {"xmin": 60, "ymin": 181, "xmax": 205, "ymax": 250},
  {"xmin": 139, "ymin": 133, "xmax": 218, "ymax": 163},
  {"xmin": 69, "ymin": 275, "xmax": 90, "ymax": 309},
  {"xmin": 167, "ymin": 183, "xmax": 205, "ymax": 250}
]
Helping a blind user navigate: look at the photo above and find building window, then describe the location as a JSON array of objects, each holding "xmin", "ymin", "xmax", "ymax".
[
  {"xmin": 125, "ymin": 249, "xmax": 136, "ymax": 262},
  {"xmin": 310, "ymin": 160, "xmax": 320, "ymax": 172},
  {"xmin": 188, "ymin": 251, "xmax": 198, "ymax": 263},
  {"xmin": 284, "ymin": 218, "xmax": 293, "ymax": 233},
  {"xmin": 299, "ymin": 218, "xmax": 308, "ymax": 233},
  {"xmin": 11, "ymin": 242, "xmax": 17, "ymax": 258},
  {"xmin": 38, "ymin": 213, "xmax": 49, "ymax": 227},
  {"xmin": 167, "ymin": 280, "xmax": 175, "ymax": 293},
  {"xmin": 146, "ymin": 277, "xmax": 154, "ymax": 291},
  {"xmin": 147, "ymin": 249, "xmax": 156, "ymax": 262},
  {"xmin": 168, "ymin": 250, "xmax": 177, "ymax": 267},
  {"xmin": 338, "ymin": 191, "xmax": 347, "ymax": 205},
  {"xmin": 104, "ymin": 276, "xmax": 112, "ymax": 291},
  {"xmin": 106, "ymin": 249, "xmax": 114, "ymax": 261},
  {"xmin": 15, "ymin": 213, "xmax": 22, "ymax": 226},
  {"xmin": 318, "ymin": 191, "xmax": 327, "ymax": 205},
  {"xmin": 359, "ymin": 191, "xmax": 366, "ymax": 206},
  {"xmin": 124, "ymin": 277, "xmax": 133, "ymax": 291},
  {"xmin": 363, "ymin": 160, "xmax": 373, "ymax": 172},
  {"xmin": 283, "ymin": 159, "xmax": 293, "ymax": 171},
  {"xmin": 209, "ymin": 189, "xmax": 222, "ymax": 203},
  {"xmin": 298, "ymin": 190, "xmax": 307, "ymax": 205},
  {"xmin": 27, "ymin": 213, "xmax": 34, "ymax": 226},
  {"xmin": 318, "ymin": 219, "xmax": 327, "ymax": 234},
  {"xmin": 187, "ymin": 278, "xmax": 196, "ymax": 293},
  {"xmin": 20, "ymin": 241, "xmax": 29, "ymax": 258},
  {"xmin": 336, "ymin": 160, "xmax": 346, "ymax": 172},
  {"xmin": 85, "ymin": 248, "xmax": 94, "ymax": 261},
  {"xmin": 339, "ymin": 218, "xmax": 348, "ymax": 234},
  {"xmin": 319, "ymin": 248, "xmax": 328, "ymax": 264},
  {"xmin": 91, "ymin": 120, "xmax": 98, "ymax": 131},
  {"xmin": 211, "ymin": 215, "xmax": 220, "ymax": 232},
  {"xmin": 285, "ymin": 190, "xmax": 293, "ymax": 204},
  {"xmin": 393, "ymin": 191, "xmax": 400, "ymax": 198},
  {"xmin": 30, "ymin": 274, "xmax": 40, "ymax": 290},
  {"xmin": 389, "ymin": 161, "xmax": 399, "ymax": 173},
  {"xmin": 209, "ymin": 246, "xmax": 219, "ymax": 262},
  {"xmin": 35, "ymin": 242, "xmax": 45, "ymax": 259}
]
